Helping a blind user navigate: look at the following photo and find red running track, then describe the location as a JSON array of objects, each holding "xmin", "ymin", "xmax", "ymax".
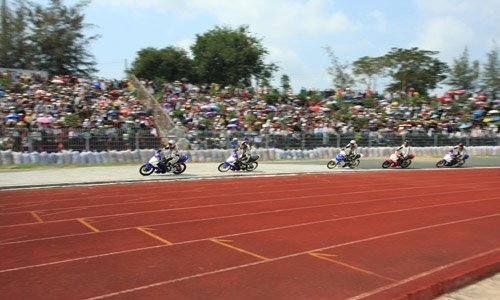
[{"xmin": 0, "ymin": 168, "xmax": 499, "ymax": 299}]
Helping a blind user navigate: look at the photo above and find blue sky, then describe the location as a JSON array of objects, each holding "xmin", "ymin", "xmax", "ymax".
[{"xmin": 62, "ymin": 0, "xmax": 499, "ymax": 92}]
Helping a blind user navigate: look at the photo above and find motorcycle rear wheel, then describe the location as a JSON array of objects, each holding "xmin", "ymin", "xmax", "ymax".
[
  {"xmin": 381, "ymin": 161, "xmax": 391, "ymax": 169},
  {"xmin": 327, "ymin": 161, "xmax": 337, "ymax": 169},
  {"xmin": 139, "ymin": 165, "xmax": 155, "ymax": 176},
  {"xmin": 401, "ymin": 160, "xmax": 412, "ymax": 168},
  {"xmin": 218, "ymin": 163, "xmax": 230, "ymax": 172}
]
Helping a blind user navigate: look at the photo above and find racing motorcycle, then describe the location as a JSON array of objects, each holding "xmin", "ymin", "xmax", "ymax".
[
  {"xmin": 139, "ymin": 151, "xmax": 189, "ymax": 176},
  {"xmin": 382, "ymin": 151, "xmax": 415, "ymax": 169},
  {"xmin": 218, "ymin": 152, "xmax": 260, "ymax": 172},
  {"xmin": 436, "ymin": 153, "xmax": 469, "ymax": 168},
  {"xmin": 327, "ymin": 149, "xmax": 362, "ymax": 169}
]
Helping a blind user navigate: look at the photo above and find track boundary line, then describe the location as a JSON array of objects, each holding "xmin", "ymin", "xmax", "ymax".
[
  {"xmin": 1, "ymin": 199, "xmax": 498, "ymax": 273},
  {"xmin": 1, "ymin": 166, "xmax": 498, "ymax": 191},
  {"xmin": 346, "ymin": 247, "xmax": 500, "ymax": 300},
  {"xmin": 84, "ymin": 214, "xmax": 500, "ymax": 300}
]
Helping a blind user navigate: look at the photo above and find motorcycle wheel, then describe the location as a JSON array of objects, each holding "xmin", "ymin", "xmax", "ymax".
[
  {"xmin": 139, "ymin": 165, "xmax": 155, "ymax": 176},
  {"xmin": 436, "ymin": 160, "xmax": 445, "ymax": 168},
  {"xmin": 401, "ymin": 160, "xmax": 412, "ymax": 168},
  {"xmin": 246, "ymin": 162, "xmax": 258, "ymax": 171},
  {"xmin": 173, "ymin": 163, "xmax": 186, "ymax": 174},
  {"xmin": 456, "ymin": 159, "xmax": 465, "ymax": 167},
  {"xmin": 351, "ymin": 159, "xmax": 360, "ymax": 168},
  {"xmin": 218, "ymin": 163, "xmax": 230, "ymax": 172},
  {"xmin": 327, "ymin": 161, "xmax": 337, "ymax": 169},
  {"xmin": 382, "ymin": 161, "xmax": 391, "ymax": 169}
]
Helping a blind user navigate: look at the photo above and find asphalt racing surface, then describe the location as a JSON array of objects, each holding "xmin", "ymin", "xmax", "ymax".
[{"xmin": 0, "ymin": 157, "xmax": 499, "ymax": 189}]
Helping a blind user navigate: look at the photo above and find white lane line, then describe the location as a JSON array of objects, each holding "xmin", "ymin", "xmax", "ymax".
[
  {"xmin": 1, "ymin": 188, "xmax": 497, "ymax": 246},
  {"xmin": 85, "ymin": 214, "xmax": 500, "ymax": 300},
  {"xmin": 1, "ymin": 199, "xmax": 498, "ymax": 273},
  {"xmin": 2, "ymin": 182, "xmax": 497, "ymax": 229}
]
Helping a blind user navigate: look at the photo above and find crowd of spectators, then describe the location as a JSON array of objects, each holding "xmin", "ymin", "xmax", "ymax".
[
  {"xmin": 1, "ymin": 70, "xmax": 498, "ymax": 152},
  {"xmin": 0, "ymin": 71, "xmax": 160, "ymax": 151},
  {"xmin": 147, "ymin": 80, "xmax": 499, "ymax": 148}
]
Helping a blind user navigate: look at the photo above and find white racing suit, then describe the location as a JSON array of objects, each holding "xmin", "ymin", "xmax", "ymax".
[
  {"xmin": 344, "ymin": 144, "xmax": 358, "ymax": 161},
  {"xmin": 163, "ymin": 145, "xmax": 180, "ymax": 165}
]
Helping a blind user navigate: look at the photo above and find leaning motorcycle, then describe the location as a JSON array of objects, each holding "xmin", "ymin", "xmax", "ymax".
[
  {"xmin": 218, "ymin": 153, "xmax": 260, "ymax": 172},
  {"xmin": 436, "ymin": 153, "xmax": 469, "ymax": 168},
  {"xmin": 327, "ymin": 150, "xmax": 362, "ymax": 169},
  {"xmin": 382, "ymin": 151, "xmax": 414, "ymax": 168},
  {"xmin": 139, "ymin": 151, "xmax": 189, "ymax": 176}
]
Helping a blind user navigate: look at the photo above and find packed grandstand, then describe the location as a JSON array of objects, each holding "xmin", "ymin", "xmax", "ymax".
[{"xmin": 0, "ymin": 71, "xmax": 498, "ymax": 153}]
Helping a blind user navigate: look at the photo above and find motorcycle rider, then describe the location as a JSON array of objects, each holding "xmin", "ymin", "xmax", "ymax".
[
  {"xmin": 396, "ymin": 140, "xmax": 412, "ymax": 164},
  {"xmin": 161, "ymin": 139, "xmax": 180, "ymax": 167},
  {"xmin": 343, "ymin": 140, "xmax": 358, "ymax": 162},
  {"xmin": 238, "ymin": 139, "xmax": 252, "ymax": 164},
  {"xmin": 453, "ymin": 142, "xmax": 467, "ymax": 158}
]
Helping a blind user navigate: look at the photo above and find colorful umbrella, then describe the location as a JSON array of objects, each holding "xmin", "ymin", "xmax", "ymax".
[{"xmin": 36, "ymin": 116, "xmax": 51, "ymax": 123}]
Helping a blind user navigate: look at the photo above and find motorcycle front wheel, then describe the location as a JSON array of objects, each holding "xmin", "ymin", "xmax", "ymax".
[
  {"xmin": 246, "ymin": 162, "xmax": 258, "ymax": 171},
  {"xmin": 381, "ymin": 160, "xmax": 391, "ymax": 169},
  {"xmin": 456, "ymin": 159, "xmax": 465, "ymax": 167},
  {"xmin": 436, "ymin": 160, "xmax": 445, "ymax": 168},
  {"xmin": 139, "ymin": 165, "xmax": 155, "ymax": 176},
  {"xmin": 173, "ymin": 163, "xmax": 186, "ymax": 174},
  {"xmin": 351, "ymin": 159, "xmax": 360, "ymax": 168},
  {"xmin": 218, "ymin": 163, "xmax": 230, "ymax": 172},
  {"xmin": 327, "ymin": 161, "xmax": 337, "ymax": 169}
]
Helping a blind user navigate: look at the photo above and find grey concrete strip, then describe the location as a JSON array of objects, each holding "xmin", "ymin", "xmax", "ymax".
[{"xmin": 0, "ymin": 158, "xmax": 498, "ymax": 190}]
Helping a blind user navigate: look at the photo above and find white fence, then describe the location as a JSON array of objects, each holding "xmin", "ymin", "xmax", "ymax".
[{"xmin": 0, "ymin": 146, "xmax": 498, "ymax": 165}]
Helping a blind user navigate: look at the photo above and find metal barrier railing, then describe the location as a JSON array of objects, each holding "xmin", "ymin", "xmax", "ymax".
[
  {"xmin": 0, "ymin": 128, "xmax": 497, "ymax": 153},
  {"xmin": 0, "ymin": 128, "xmax": 163, "ymax": 152}
]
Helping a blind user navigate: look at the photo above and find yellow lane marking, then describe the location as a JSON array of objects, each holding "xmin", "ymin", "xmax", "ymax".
[
  {"xmin": 211, "ymin": 239, "xmax": 268, "ymax": 260},
  {"xmin": 77, "ymin": 218, "xmax": 100, "ymax": 233},
  {"xmin": 137, "ymin": 227, "xmax": 172, "ymax": 245},
  {"xmin": 309, "ymin": 252, "xmax": 396, "ymax": 282},
  {"xmin": 30, "ymin": 211, "xmax": 43, "ymax": 223}
]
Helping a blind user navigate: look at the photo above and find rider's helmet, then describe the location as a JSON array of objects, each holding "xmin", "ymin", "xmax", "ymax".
[
  {"xmin": 350, "ymin": 140, "xmax": 356, "ymax": 144},
  {"xmin": 168, "ymin": 139, "xmax": 175, "ymax": 147},
  {"xmin": 458, "ymin": 142, "xmax": 464, "ymax": 148},
  {"xmin": 403, "ymin": 140, "xmax": 409, "ymax": 146}
]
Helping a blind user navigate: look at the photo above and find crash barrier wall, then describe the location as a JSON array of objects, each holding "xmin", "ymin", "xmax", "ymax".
[{"xmin": 0, "ymin": 146, "xmax": 498, "ymax": 165}]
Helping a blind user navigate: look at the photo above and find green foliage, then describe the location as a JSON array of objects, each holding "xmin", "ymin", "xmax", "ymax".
[
  {"xmin": 27, "ymin": 0, "xmax": 98, "ymax": 75},
  {"xmin": 352, "ymin": 56, "xmax": 387, "ymax": 90},
  {"xmin": 131, "ymin": 46, "xmax": 195, "ymax": 82},
  {"xmin": 191, "ymin": 25, "xmax": 273, "ymax": 85},
  {"xmin": 280, "ymin": 74, "xmax": 291, "ymax": 92},
  {"xmin": 324, "ymin": 46, "xmax": 354, "ymax": 89},
  {"xmin": 383, "ymin": 47, "xmax": 449, "ymax": 95},
  {"xmin": 482, "ymin": 43, "xmax": 500, "ymax": 95},
  {"xmin": 63, "ymin": 113, "xmax": 81, "ymax": 128},
  {"xmin": 448, "ymin": 47, "xmax": 480, "ymax": 90}
]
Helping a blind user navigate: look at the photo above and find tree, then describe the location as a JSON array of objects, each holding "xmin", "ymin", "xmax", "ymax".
[
  {"xmin": 280, "ymin": 74, "xmax": 291, "ymax": 92},
  {"xmin": 324, "ymin": 46, "xmax": 354, "ymax": 89},
  {"xmin": 0, "ymin": 0, "xmax": 12, "ymax": 67},
  {"xmin": 131, "ymin": 46, "xmax": 195, "ymax": 82},
  {"xmin": 191, "ymin": 25, "xmax": 273, "ymax": 85},
  {"xmin": 9, "ymin": 0, "xmax": 32, "ymax": 69},
  {"xmin": 28, "ymin": 0, "xmax": 99, "ymax": 75},
  {"xmin": 447, "ymin": 47, "xmax": 480, "ymax": 91},
  {"xmin": 352, "ymin": 55, "xmax": 387, "ymax": 91},
  {"xmin": 482, "ymin": 43, "xmax": 500, "ymax": 95},
  {"xmin": 383, "ymin": 47, "xmax": 449, "ymax": 95}
]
